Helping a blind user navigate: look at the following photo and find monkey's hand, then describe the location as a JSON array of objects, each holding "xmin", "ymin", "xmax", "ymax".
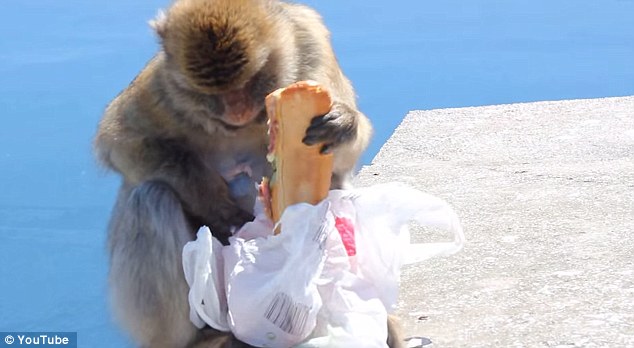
[
  {"xmin": 303, "ymin": 102, "xmax": 358, "ymax": 154},
  {"xmin": 208, "ymin": 202, "xmax": 254, "ymax": 244}
]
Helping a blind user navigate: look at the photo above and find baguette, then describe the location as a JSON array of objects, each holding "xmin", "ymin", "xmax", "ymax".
[{"xmin": 259, "ymin": 81, "xmax": 334, "ymax": 228}]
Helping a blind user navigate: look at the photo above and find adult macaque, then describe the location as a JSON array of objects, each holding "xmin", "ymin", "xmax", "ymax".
[{"xmin": 94, "ymin": 0, "xmax": 402, "ymax": 346}]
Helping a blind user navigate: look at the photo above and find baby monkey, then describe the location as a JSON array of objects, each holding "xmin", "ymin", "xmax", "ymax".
[{"xmin": 95, "ymin": 0, "xmax": 403, "ymax": 347}]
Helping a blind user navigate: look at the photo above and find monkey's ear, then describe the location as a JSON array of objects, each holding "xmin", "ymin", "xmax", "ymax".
[{"xmin": 149, "ymin": 9, "xmax": 168, "ymax": 39}]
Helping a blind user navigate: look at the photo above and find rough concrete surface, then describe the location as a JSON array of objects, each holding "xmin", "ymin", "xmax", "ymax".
[{"xmin": 355, "ymin": 96, "xmax": 634, "ymax": 347}]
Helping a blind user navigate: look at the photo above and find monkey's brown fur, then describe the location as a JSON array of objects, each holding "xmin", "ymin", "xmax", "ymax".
[
  {"xmin": 156, "ymin": 0, "xmax": 277, "ymax": 93},
  {"xmin": 95, "ymin": 0, "xmax": 404, "ymax": 347}
]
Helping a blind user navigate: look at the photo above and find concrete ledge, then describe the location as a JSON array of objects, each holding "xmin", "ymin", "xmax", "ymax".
[{"xmin": 355, "ymin": 96, "xmax": 634, "ymax": 347}]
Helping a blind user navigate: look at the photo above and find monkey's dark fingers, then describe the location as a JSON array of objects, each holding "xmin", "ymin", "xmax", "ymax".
[
  {"xmin": 307, "ymin": 111, "xmax": 337, "ymax": 129},
  {"xmin": 320, "ymin": 143, "xmax": 334, "ymax": 154},
  {"xmin": 214, "ymin": 202, "xmax": 254, "ymax": 228},
  {"xmin": 210, "ymin": 207, "xmax": 254, "ymax": 245},
  {"xmin": 303, "ymin": 112, "xmax": 355, "ymax": 148},
  {"xmin": 227, "ymin": 208, "xmax": 255, "ymax": 228},
  {"xmin": 303, "ymin": 119, "xmax": 330, "ymax": 145},
  {"xmin": 238, "ymin": 209, "xmax": 255, "ymax": 224}
]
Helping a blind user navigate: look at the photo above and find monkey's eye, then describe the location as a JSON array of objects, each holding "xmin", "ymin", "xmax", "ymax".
[{"xmin": 248, "ymin": 67, "xmax": 278, "ymax": 99}]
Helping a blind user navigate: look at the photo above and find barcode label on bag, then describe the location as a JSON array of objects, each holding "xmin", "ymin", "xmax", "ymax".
[
  {"xmin": 312, "ymin": 222, "xmax": 328, "ymax": 250},
  {"xmin": 312, "ymin": 206, "xmax": 333, "ymax": 250},
  {"xmin": 264, "ymin": 292, "xmax": 310, "ymax": 335}
]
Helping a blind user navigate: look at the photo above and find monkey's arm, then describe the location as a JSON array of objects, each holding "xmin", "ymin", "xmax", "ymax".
[
  {"xmin": 146, "ymin": 138, "xmax": 252, "ymax": 232},
  {"xmin": 287, "ymin": 5, "xmax": 372, "ymax": 183},
  {"xmin": 96, "ymin": 103, "xmax": 252, "ymax": 241},
  {"xmin": 303, "ymin": 101, "xmax": 370, "ymax": 155},
  {"xmin": 301, "ymin": 66, "xmax": 372, "ymax": 186},
  {"xmin": 303, "ymin": 99, "xmax": 371, "ymax": 189}
]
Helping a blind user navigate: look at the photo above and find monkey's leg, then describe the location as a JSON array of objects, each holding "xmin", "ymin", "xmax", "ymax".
[
  {"xmin": 189, "ymin": 328, "xmax": 255, "ymax": 348},
  {"xmin": 108, "ymin": 180, "xmax": 199, "ymax": 348},
  {"xmin": 387, "ymin": 314, "xmax": 406, "ymax": 348},
  {"xmin": 190, "ymin": 317, "xmax": 405, "ymax": 348}
]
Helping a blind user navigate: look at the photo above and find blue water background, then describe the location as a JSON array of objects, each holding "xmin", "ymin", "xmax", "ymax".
[{"xmin": 1, "ymin": 1, "xmax": 632, "ymax": 346}]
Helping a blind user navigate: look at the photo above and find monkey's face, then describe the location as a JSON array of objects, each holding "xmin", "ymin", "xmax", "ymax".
[
  {"xmin": 220, "ymin": 88, "xmax": 258, "ymax": 126},
  {"xmin": 216, "ymin": 65, "xmax": 279, "ymax": 127},
  {"xmin": 154, "ymin": 0, "xmax": 284, "ymax": 127}
]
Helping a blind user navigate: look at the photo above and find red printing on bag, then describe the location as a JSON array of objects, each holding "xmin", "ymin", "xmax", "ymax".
[{"xmin": 334, "ymin": 217, "xmax": 356, "ymax": 256}]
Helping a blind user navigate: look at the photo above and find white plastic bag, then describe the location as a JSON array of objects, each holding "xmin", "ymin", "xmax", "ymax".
[
  {"xmin": 222, "ymin": 202, "xmax": 333, "ymax": 347},
  {"xmin": 303, "ymin": 182, "xmax": 464, "ymax": 346},
  {"xmin": 331, "ymin": 182, "xmax": 465, "ymax": 312},
  {"xmin": 182, "ymin": 226, "xmax": 230, "ymax": 331},
  {"xmin": 182, "ymin": 182, "xmax": 464, "ymax": 348}
]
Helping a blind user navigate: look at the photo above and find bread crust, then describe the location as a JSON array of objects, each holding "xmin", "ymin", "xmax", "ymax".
[{"xmin": 264, "ymin": 81, "xmax": 334, "ymax": 225}]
